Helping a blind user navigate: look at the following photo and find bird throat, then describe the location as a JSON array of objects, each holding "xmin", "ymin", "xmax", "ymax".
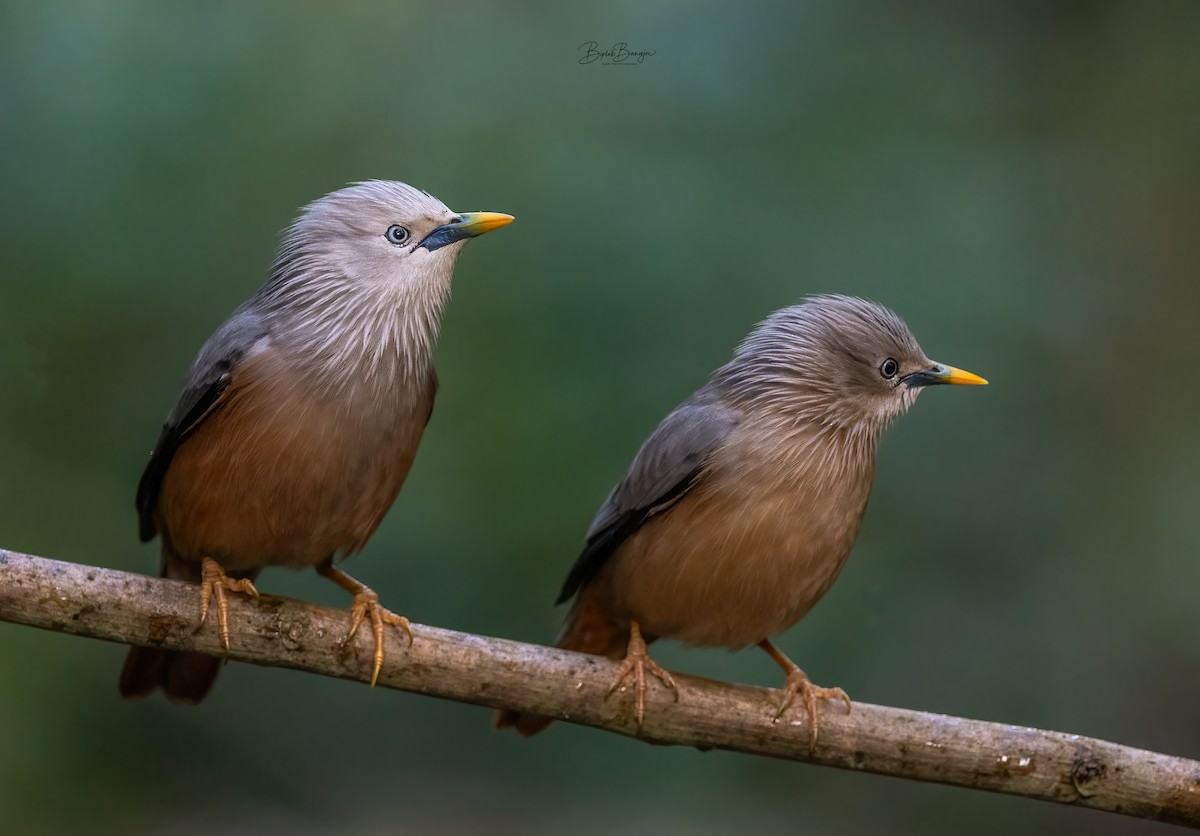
[{"xmin": 274, "ymin": 277, "xmax": 449, "ymax": 401}]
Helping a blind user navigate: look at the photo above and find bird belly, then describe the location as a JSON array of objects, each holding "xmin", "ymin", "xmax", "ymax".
[
  {"xmin": 607, "ymin": 467, "xmax": 870, "ymax": 649},
  {"xmin": 156, "ymin": 360, "xmax": 428, "ymax": 571}
]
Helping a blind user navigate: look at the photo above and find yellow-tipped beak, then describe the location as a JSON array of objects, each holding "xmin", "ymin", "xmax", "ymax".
[
  {"xmin": 930, "ymin": 363, "xmax": 988, "ymax": 386},
  {"xmin": 416, "ymin": 211, "xmax": 514, "ymax": 251},
  {"xmin": 901, "ymin": 362, "xmax": 988, "ymax": 388},
  {"xmin": 454, "ymin": 211, "xmax": 515, "ymax": 237}
]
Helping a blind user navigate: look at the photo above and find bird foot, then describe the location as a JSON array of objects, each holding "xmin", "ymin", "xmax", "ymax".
[
  {"xmin": 606, "ymin": 626, "xmax": 679, "ymax": 730},
  {"xmin": 345, "ymin": 587, "xmax": 413, "ymax": 687},
  {"xmin": 776, "ymin": 668, "xmax": 851, "ymax": 750},
  {"xmin": 197, "ymin": 557, "xmax": 260, "ymax": 652}
]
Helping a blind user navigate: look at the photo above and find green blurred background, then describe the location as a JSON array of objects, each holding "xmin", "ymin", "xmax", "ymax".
[{"xmin": 2, "ymin": 2, "xmax": 1198, "ymax": 834}]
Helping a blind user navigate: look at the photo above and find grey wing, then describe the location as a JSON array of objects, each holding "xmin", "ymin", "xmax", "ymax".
[
  {"xmin": 555, "ymin": 383, "xmax": 738, "ymax": 604},
  {"xmin": 135, "ymin": 307, "xmax": 269, "ymax": 541}
]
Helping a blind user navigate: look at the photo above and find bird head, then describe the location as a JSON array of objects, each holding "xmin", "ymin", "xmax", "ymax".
[
  {"xmin": 263, "ymin": 180, "xmax": 513, "ymax": 302},
  {"xmin": 253, "ymin": 180, "xmax": 512, "ymax": 382},
  {"xmin": 719, "ymin": 294, "xmax": 986, "ymax": 438}
]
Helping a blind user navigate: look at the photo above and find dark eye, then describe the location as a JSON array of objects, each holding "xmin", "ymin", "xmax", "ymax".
[
  {"xmin": 385, "ymin": 225, "xmax": 410, "ymax": 245},
  {"xmin": 880, "ymin": 358, "xmax": 899, "ymax": 379}
]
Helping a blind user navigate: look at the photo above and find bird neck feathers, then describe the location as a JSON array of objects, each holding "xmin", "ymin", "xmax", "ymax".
[
  {"xmin": 255, "ymin": 262, "xmax": 452, "ymax": 398},
  {"xmin": 739, "ymin": 397, "xmax": 884, "ymax": 482},
  {"xmin": 714, "ymin": 367, "xmax": 903, "ymax": 480}
]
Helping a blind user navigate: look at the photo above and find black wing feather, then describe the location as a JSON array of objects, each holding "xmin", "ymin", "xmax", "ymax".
[
  {"xmin": 135, "ymin": 309, "xmax": 268, "ymax": 541},
  {"xmin": 555, "ymin": 385, "xmax": 738, "ymax": 605}
]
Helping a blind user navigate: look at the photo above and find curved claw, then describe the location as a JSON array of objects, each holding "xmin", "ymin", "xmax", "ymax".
[
  {"xmin": 605, "ymin": 622, "xmax": 679, "ymax": 729},
  {"xmin": 344, "ymin": 588, "xmax": 413, "ymax": 687},
  {"xmin": 777, "ymin": 669, "xmax": 852, "ymax": 751},
  {"xmin": 196, "ymin": 557, "xmax": 259, "ymax": 652}
]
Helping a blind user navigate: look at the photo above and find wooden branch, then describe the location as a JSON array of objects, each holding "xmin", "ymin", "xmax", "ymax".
[{"xmin": 1, "ymin": 548, "xmax": 1198, "ymax": 828}]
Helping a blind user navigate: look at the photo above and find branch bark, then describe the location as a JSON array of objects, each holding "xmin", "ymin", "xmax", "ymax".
[{"xmin": 1, "ymin": 548, "xmax": 1198, "ymax": 828}]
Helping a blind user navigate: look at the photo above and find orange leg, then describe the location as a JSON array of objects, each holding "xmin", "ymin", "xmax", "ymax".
[
  {"xmin": 316, "ymin": 561, "xmax": 412, "ymax": 687},
  {"xmin": 759, "ymin": 639, "xmax": 851, "ymax": 750},
  {"xmin": 606, "ymin": 620, "xmax": 679, "ymax": 729},
  {"xmin": 196, "ymin": 557, "xmax": 260, "ymax": 652}
]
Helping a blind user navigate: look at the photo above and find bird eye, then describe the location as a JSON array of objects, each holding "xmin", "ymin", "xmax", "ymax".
[
  {"xmin": 879, "ymin": 358, "xmax": 899, "ymax": 379},
  {"xmin": 384, "ymin": 225, "xmax": 410, "ymax": 245}
]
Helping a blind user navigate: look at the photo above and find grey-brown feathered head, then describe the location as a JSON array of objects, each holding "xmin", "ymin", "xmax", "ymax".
[
  {"xmin": 253, "ymin": 180, "xmax": 512, "ymax": 384},
  {"xmin": 718, "ymin": 295, "xmax": 985, "ymax": 440}
]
